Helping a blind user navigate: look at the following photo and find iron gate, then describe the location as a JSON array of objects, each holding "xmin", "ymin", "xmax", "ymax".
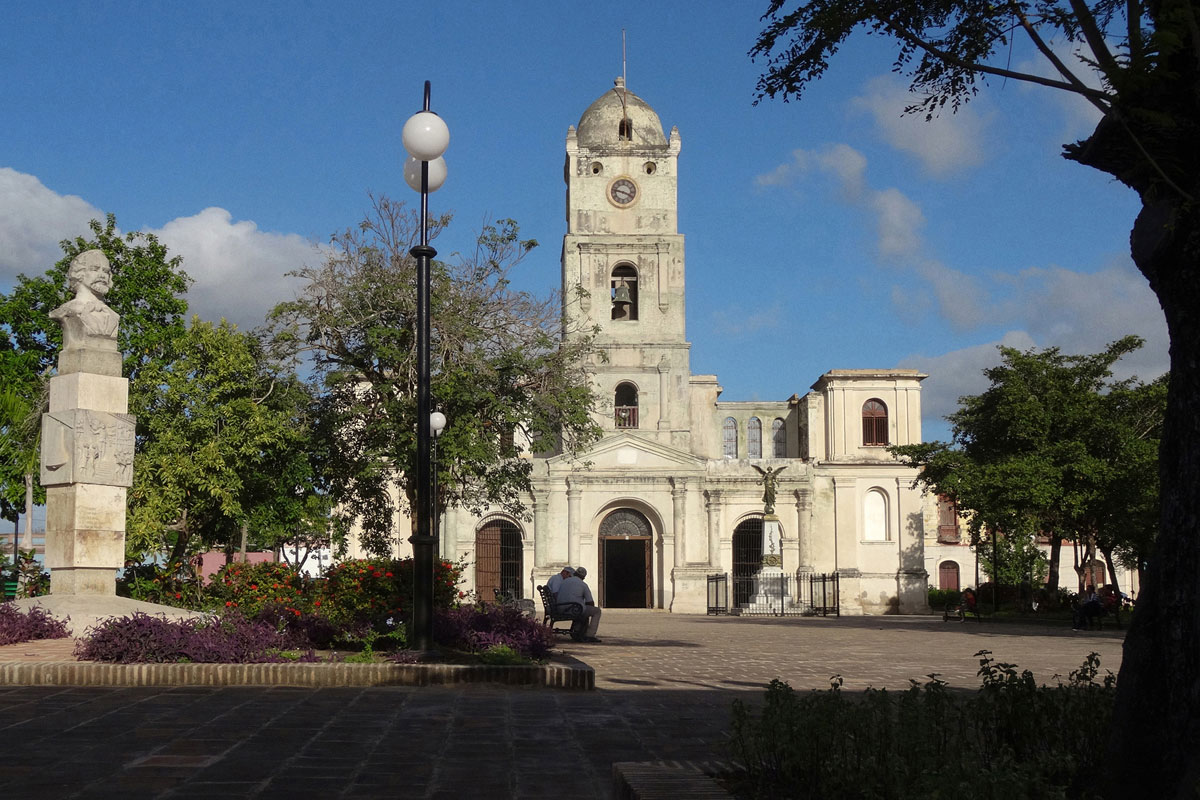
[{"xmin": 706, "ymin": 571, "xmax": 840, "ymax": 617}]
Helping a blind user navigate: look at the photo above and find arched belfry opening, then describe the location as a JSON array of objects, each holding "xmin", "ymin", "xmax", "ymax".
[
  {"xmin": 611, "ymin": 263, "xmax": 639, "ymax": 320},
  {"xmin": 599, "ymin": 508, "xmax": 653, "ymax": 608},
  {"xmin": 614, "ymin": 382, "xmax": 639, "ymax": 429}
]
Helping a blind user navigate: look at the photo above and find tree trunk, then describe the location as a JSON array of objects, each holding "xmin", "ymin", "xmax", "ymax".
[
  {"xmin": 1046, "ymin": 536, "xmax": 1062, "ymax": 592},
  {"xmin": 1100, "ymin": 545, "xmax": 1120, "ymax": 596},
  {"xmin": 167, "ymin": 508, "xmax": 190, "ymax": 567},
  {"xmin": 239, "ymin": 522, "xmax": 248, "ymax": 562},
  {"xmin": 1104, "ymin": 193, "xmax": 1200, "ymax": 798}
]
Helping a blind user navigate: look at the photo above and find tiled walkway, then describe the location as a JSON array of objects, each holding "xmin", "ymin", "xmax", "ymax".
[{"xmin": 0, "ymin": 610, "xmax": 1123, "ymax": 798}]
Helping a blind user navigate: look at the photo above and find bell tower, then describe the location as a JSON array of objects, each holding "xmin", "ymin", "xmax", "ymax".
[{"xmin": 562, "ymin": 78, "xmax": 691, "ymax": 449}]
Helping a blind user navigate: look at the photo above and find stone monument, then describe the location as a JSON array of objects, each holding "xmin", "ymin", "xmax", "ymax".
[
  {"xmin": 40, "ymin": 249, "xmax": 135, "ymax": 595},
  {"xmin": 749, "ymin": 465, "xmax": 790, "ymax": 612}
]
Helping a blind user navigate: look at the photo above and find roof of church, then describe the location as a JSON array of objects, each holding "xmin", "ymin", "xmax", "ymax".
[{"xmin": 576, "ymin": 77, "xmax": 667, "ymax": 147}]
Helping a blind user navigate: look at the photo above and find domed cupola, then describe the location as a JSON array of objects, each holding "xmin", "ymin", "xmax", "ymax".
[{"xmin": 576, "ymin": 77, "xmax": 667, "ymax": 148}]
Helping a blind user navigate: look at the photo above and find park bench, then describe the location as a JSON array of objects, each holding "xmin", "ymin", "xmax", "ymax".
[
  {"xmin": 943, "ymin": 596, "xmax": 982, "ymax": 622},
  {"xmin": 536, "ymin": 584, "xmax": 586, "ymax": 641},
  {"xmin": 492, "ymin": 588, "xmax": 537, "ymax": 619}
]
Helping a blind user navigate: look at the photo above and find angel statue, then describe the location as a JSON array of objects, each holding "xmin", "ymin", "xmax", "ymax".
[{"xmin": 752, "ymin": 464, "xmax": 788, "ymax": 514}]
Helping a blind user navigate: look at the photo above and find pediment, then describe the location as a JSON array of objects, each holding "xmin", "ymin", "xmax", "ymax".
[{"xmin": 545, "ymin": 432, "xmax": 704, "ymax": 473}]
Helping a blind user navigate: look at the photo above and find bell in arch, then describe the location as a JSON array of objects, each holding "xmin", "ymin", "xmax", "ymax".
[{"xmin": 612, "ymin": 280, "xmax": 633, "ymax": 318}]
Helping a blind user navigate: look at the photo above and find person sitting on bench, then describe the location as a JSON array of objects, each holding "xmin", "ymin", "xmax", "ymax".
[{"xmin": 557, "ymin": 567, "xmax": 602, "ymax": 643}]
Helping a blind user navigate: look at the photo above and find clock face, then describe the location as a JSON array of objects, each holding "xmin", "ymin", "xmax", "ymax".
[{"xmin": 609, "ymin": 177, "xmax": 638, "ymax": 206}]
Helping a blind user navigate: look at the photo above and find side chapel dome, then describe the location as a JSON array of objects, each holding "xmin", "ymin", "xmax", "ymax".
[{"xmin": 576, "ymin": 77, "xmax": 667, "ymax": 147}]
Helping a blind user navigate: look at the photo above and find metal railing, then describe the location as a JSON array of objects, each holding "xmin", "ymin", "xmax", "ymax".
[{"xmin": 706, "ymin": 571, "xmax": 840, "ymax": 617}]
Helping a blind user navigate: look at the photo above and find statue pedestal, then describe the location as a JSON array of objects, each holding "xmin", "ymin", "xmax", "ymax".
[
  {"xmin": 747, "ymin": 516, "xmax": 791, "ymax": 613},
  {"xmin": 41, "ymin": 372, "xmax": 134, "ymax": 597}
]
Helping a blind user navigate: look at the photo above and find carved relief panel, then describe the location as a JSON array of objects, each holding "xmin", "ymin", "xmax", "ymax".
[{"xmin": 41, "ymin": 409, "xmax": 136, "ymax": 487}]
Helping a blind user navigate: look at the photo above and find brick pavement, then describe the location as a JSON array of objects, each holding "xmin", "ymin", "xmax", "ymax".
[{"xmin": 0, "ymin": 610, "xmax": 1124, "ymax": 798}]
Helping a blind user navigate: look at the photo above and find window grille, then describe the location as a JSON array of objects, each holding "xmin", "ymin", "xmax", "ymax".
[
  {"xmin": 862, "ymin": 399, "xmax": 888, "ymax": 446},
  {"xmin": 747, "ymin": 417, "xmax": 762, "ymax": 458},
  {"xmin": 722, "ymin": 417, "xmax": 738, "ymax": 458}
]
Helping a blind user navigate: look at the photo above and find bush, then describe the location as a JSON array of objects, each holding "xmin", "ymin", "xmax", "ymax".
[
  {"xmin": 251, "ymin": 605, "xmax": 342, "ymax": 650},
  {"xmin": 729, "ymin": 649, "xmax": 1116, "ymax": 799},
  {"xmin": 118, "ymin": 560, "xmax": 205, "ymax": 609},
  {"xmin": 74, "ymin": 612, "xmax": 315, "ymax": 664},
  {"xmin": 434, "ymin": 604, "xmax": 555, "ymax": 660},
  {"xmin": 317, "ymin": 558, "xmax": 463, "ymax": 632},
  {"xmin": 204, "ymin": 561, "xmax": 313, "ymax": 617},
  {"xmin": 928, "ymin": 587, "xmax": 962, "ymax": 610},
  {"xmin": 0, "ymin": 604, "xmax": 70, "ymax": 645}
]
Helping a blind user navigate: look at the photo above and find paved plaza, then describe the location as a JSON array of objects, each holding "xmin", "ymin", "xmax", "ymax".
[{"xmin": 0, "ymin": 610, "xmax": 1124, "ymax": 798}]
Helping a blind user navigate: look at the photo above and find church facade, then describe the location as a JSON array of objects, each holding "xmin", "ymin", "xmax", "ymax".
[{"xmin": 371, "ymin": 80, "xmax": 932, "ymax": 615}]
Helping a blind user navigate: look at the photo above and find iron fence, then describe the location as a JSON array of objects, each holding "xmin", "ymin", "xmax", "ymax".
[{"xmin": 706, "ymin": 571, "xmax": 840, "ymax": 617}]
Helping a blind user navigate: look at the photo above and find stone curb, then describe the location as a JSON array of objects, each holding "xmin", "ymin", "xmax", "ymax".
[
  {"xmin": 0, "ymin": 658, "xmax": 594, "ymax": 689},
  {"xmin": 612, "ymin": 762, "xmax": 734, "ymax": 799}
]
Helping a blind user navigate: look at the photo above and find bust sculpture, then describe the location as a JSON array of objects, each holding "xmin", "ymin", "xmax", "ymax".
[{"xmin": 49, "ymin": 249, "xmax": 121, "ymax": 376}]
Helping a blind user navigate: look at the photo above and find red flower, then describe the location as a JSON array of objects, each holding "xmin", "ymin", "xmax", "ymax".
[{"xmin": 385, "ymin": 572, "xmax": 393, "ymax": 578}]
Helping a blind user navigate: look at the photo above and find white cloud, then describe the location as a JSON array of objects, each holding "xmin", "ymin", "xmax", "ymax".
[
  {"xmin": 850, "ymin": 75, "xmax": 991, "ymax": 176},
  {"xmin": 0, "ymin": 168, "xmax": 320, "ymax": 332},
  {"xmin": 150, "ymin": 208, "xmax": 318, "ymax": 330},
  {"xmin": 870, "ymin": 188, "xmax": 924, "ymax": 259},
  {"xmin": 0, "ymin": 168, "xmax": 104, "ymax": 283},
  {"xmin": 815, "ymin": 144, "xmax": 867, "ymax": 200}
]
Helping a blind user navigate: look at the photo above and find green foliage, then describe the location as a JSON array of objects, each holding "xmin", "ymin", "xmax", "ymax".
[
  {"xmin": 117, "ymin": 560, "xmax": 205, "ymax": 609},
  {"xmin": 315, "ymin": 557, "xmax": 463, "ymax": 632},
  {"xmin": 891, "ymin": 338, "xmax": 1162, "ymax": 590},
  {"xmin": 128, "ymin": 318, "xmax": 323, "ymax": 563},
  {"xmin": 204, "ymin": 561, "xmax": 312, "ymax": 617},
  {"xmin": 927, "ymin": 587, "xmax": 962, "ymax": 609},
  {"xmin": 269, "ymin": 196, "xmax": 601, "ymax": 556},
  {"xmin": 730, "ymin": 650, "xmax": 1116, "ymax": 799},
  {"xmin": 478, "ymin": 643, "xmax": 527, "ymax": 665}
]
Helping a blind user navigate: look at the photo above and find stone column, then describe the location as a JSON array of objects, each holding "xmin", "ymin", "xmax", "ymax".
[
  {"xmin": 670, "ymin": 477, "xmax": 687, "ymax": 568},
  {"xmin": 567, "ymin": 478, "xmax": 582, "ymax": 567},
  {"xmin": 794, "ymin": 487, "xmax": 813, "ymax": 572},
  {"xmin": 705, "ymin": 489, "xmax": 722, "ymax": 568},
  {"xmin": 532, "ymin": 490, "xmax": 549, "ymax": 567},
  {"xmin": 441, "ymin": 503, "xmax": 459, "ymax": 561}
]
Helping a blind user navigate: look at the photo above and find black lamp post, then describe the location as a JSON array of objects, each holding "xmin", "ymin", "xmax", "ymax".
[{"xmin": 402, "ymin": 81, "xmax": 449, "ymax": 653}]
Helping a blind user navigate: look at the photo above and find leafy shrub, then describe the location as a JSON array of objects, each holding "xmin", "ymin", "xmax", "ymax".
[
  {"xmin": 0, "ymin": 604, "xmax": 70, "ymax": 645},
  {"xmin": 74, "ymin": 612, "xmax": 315, "ymax": 664},
  {"xmin": 317, "ymin": 558, "xmax": 463, "ymax": 632},
  {"xmin": 118, "ymin": 560, "xmax": 205, "ymax": 609},
  {"xmin": 434, "ymin": 604, "xmax": 555, "ymax": 660},
  {"xmin": 478, "ymin": 643, "xmax": 527, "ymax": 665},
  {"xmin": 204, "ymin": 561, "xmax": 313, "ymax": 618},
  {"xmin": 928, "ymin": 587, "xmax": 962, "ymax": 609},
  {"xmin": 729, "ymin": 649, "xmax": 1116, "ymax": 799}
]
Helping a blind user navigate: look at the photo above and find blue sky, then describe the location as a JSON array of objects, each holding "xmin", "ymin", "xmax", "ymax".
[{"xmin": 1, "ymin": 2, "xmax": 1167, "ymax": 443}]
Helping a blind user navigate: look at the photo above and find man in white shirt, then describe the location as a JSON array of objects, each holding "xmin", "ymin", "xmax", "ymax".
[
  {"xmin": 556, "ymin": 566, "xmax": 601, "ymax": 642},
  {"xmin": 546, "ymin": 566, "xmax": 574, "ymax": 595}
]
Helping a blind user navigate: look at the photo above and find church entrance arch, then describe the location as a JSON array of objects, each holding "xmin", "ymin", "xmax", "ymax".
[
  {"xmin": 732, "ymin": 516, "xmax": 765, "ymax": 608},
  {"xmin": 599, "ymin": 508, "xmax": 653, "ymax": 608},
  {"xmin": 475, "ymin": 517, "xmax": 523, "ymax": 600}
]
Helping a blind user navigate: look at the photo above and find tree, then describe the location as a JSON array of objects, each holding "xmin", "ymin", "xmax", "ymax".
[
  {"xmin": 128, "ymin": 318, "xmax": 316, "ymax": 566},
  {"xmin": 893, "ymin": 337, "xmax": 1152, "ymax": 591},
  {"xmin": 269, "ymin": 195, "xmax": 601, "ymax": 557},
  {"xmin": 0, "ymin": 353, "xmax": 45, "ymax": 546},
  {"xmin": 752, "ymin": 5, "xmax": 1198, "ymax": 792}
]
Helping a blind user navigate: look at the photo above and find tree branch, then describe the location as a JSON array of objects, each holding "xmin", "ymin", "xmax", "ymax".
[
  {"xmin": 883, "ymin": 17, "xmax": 1114, "ymax": 109},
  {"xmin": 1065, "ymin": 0, "xmax": 1123, "ymax": 79},
  {"xmin": 1005, "ymin": 1, "xmax": 1114, "ymax": 114}
]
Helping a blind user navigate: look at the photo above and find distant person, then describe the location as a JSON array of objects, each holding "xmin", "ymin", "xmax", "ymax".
[
  {"xmin": 546, "ymin": 566, "xmax": 574, "ymax": 595},
  {"xmin": 1073, "ymin": 584, "xmax": 1102, "ymax": 630},
  {"xmin": 557, "ymin": 566, "xmax": 601, "ymax": 643}
]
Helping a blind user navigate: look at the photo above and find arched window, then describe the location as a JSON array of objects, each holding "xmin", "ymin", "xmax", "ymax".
[
  {"xmin": 610, "ymin": 263, "xmax": 639, "ymax": 321},
  {"xmin": 615, "ymin": 382, "xmax": 638, "ymax": 428},
  {"xmin": 862, "ymin": 399, "xmax": 888, "ymax": 446},
  {"xmin": 618, "ymin": 116, "xmax": 633, "ymax": 141},
  {"xmin": 747, "ymin": 417, "xmax": 762, "ymax": 458},
  {"xmin": 863, "ymin": 489, "xmax": 889, "ymax": 541},
  {"xmin": 772, "ymin": 418, "xmax": 786, "ymax": 458},
  {"xmin": 939, "ymin": 561, "xmax": 961, "ymax": 591},
  {"xmin": 722, "ymin": 417, "xmax": 738, "ymax": 458}
]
